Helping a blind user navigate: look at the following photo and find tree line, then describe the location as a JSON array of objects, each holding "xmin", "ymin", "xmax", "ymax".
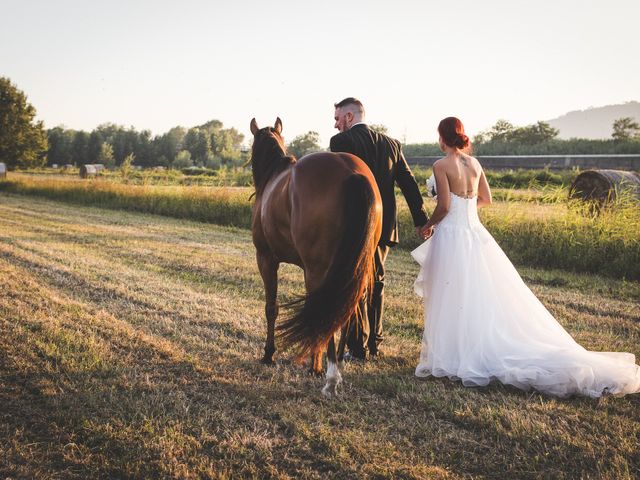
[
  {"xmin": 404, "ymin": 119, "xmax": 640, "ymax": 157},
  {"xmin": 46, "ymin": 120, "xmax": 246, "ymax": 170},
  {"xmin": 2, "ymin": 76, "xmax": 640, "ymax": 170}
]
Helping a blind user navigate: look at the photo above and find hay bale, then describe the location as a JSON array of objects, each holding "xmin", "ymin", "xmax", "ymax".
[
  {"xmin": 0, "ymin": 162, "xmax": 6, "ymax": 179},
  {"xmin": 80, "ymin": 164, "xmax": 98, "ymax": 179},
  {"xmin": 569, "ymin": 169, "xmax": 640, "ymax": 203}
]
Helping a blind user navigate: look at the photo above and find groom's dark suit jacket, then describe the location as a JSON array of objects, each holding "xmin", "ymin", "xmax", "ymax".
[{"xmin": 330, "ymin": 123, "xmax": 428, "ymax": 247}]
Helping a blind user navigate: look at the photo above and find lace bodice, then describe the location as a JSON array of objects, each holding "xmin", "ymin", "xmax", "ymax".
[{"xmin": 438, "ymin": 192, "xmax": 481, "ymax": 229}]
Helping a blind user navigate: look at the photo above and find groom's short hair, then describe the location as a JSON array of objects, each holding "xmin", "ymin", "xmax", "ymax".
[{"xmin": 334, "ymin": 97, "xmax": 365, "ymax": 114}]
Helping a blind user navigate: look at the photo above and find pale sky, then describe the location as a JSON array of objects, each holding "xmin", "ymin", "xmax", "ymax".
[{"xmin": 1, "ymin": 0, "xmax": 638, "ymax": 146}]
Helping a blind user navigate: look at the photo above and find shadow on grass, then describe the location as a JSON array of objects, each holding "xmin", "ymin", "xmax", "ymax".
[
  {"xmin": 553, "ymin": 298, "xmax": 640, "ymax": 324},
  {"xmin": 0, "ymin": 247, "xmax": 267, "ymax": 350},
  {"xmin": 2, "ymin": 336, "xmax": 639, "ymax": 479}
]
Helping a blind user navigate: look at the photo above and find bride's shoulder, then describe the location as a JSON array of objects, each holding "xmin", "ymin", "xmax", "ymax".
[
  {"xmin": 461, "ymin": 153, "xmax": 482, "ymax": 169},
  {"xmin": 432, "ymin": 157, "xmax": 448, "ymax": 169},
  {"xmin": 466, "ymin": 154, "xmax": 481, "ymax": 164}
]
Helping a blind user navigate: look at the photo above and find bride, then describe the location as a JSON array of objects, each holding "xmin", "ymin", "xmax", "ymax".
[{"xmin": 412, "ymin": 117, "xmax": 640, "ymax": 398}]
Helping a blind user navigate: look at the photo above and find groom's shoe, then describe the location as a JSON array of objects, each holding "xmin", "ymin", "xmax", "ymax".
[
  {"xmin": 343, "ymin": 351, "xmax": 368, "ymax": 363},
  {"xmin": 369, "ymin": 349, "xmax": 385, "ymax": 359}
]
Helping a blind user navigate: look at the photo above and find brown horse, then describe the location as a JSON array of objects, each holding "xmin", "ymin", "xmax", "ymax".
[{"xmin": 249, "ymin": 117, "xmax": 382, "ymax": 396}]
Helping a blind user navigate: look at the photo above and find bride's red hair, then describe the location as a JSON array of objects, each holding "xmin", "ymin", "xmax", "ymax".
[{"xmin": 438, "ymin": 117, "xmax": 470, "ymax": 149}]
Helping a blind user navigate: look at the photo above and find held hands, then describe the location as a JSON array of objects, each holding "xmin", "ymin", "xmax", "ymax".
[{"xmin": 416, "ymin": 224, "xmax": 434, "ymax": 241}]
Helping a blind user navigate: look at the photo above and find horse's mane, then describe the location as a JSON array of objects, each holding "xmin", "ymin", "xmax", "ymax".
[{"xmin": 251, "ymin": 128, "xmax": 296, "ymax": 196}]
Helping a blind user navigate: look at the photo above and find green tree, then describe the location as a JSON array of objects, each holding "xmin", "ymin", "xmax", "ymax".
[
  {"xmin": 199, "ymin": 119, "xmax": 224, "ymax": 133},
  {"xmin": 47, "ymin": 126, "xmax": 75, "ymax": 166},
  {"xmin": 153, "ymin": 126, "xmax": 186, "ymax": 165},
  {"xmin": 172, "ymin": 149, "xmax": 193, "ymax": 168},
  {"xmin": 96, "ymin": 123, "xmax": 127, "ymax": 164},
  {"xmin": 287, "ymin": 131, "xmax": 321, "ymax": 158},
  {"xmin": 120, "ymin": 153, "xmax": 135, "ymax": 179},
  {"xmin": 0, "ymin": 77, "xmax": 48, "ymax": 168},
  {"xmin": 98, "ymin": 142, "xmax": 115, "ymax": 169},
  {"xmin": 477, "ymin": 119, "xmax": 515, "ymax": 143},
  {"xmin": 212, "ymin": 127, "xmax": 244, "ymax": 165},
  {"xmin": 612, "ymin": 117, "xmax": 640, "ymax": 141},
  {"xmin": 474, "ymin": 120, "xmax": 558, "ymax": 146},
  {"xmin": 183, "ymin": 128, "xmax": 211, "ymax": 164},
  {"xmin": 71, "ymin": 131, "xmax": 89, "ymax": 166},
  {"xmin": 510, "ymin": 121, "xmax": 559, "ymax": 144},
  {"xmin": 134, "ymin": 129, "xmax": 153, "ymax": 167},
  {"xmin": 197, "ymin": 119, "xmax": 244, "ymax": 166},
  {"xmin": 93, "ymin": 123, "xmax": 152, "ymax": 166},
  {"xmin": 87, "ymin": 131, "xmax": 104, "ymax": 164}
]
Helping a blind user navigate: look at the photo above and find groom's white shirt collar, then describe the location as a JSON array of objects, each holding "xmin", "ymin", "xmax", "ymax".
[{"xmin": 350, "ymin": 122, "xmax": 367, "ymax": 129}]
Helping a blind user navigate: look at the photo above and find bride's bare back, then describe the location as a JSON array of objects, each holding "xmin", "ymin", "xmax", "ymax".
[
  {"xmin": 422, "ymin": 153, "xmax": 492, "ymax": 237},
  {"xmin": 433, "ymin": 153, "xmax": 491, "ymax": 205},
  {"xmin": 441, "ymin": 153, "xmax": 482, "ymax": 198}
]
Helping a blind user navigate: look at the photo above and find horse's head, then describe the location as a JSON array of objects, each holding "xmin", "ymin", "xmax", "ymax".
[
  {"xmin": 249, "ymin": 117, "xmax": 295, "ymax": 195},
  {"xmin": 250, "ymin": 117, "xmax": 287, "ymax": 158}
]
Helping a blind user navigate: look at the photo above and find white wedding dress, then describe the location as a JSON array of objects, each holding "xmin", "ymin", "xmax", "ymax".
[{"xmin": 412, "ymin": 192, "xmax": 640, "ymax": 398}]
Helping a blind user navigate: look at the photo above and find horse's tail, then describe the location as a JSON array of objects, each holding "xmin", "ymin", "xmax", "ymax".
[{"xmin": 277, "ymin": 173, "xmax": 379, "ymax": 357}]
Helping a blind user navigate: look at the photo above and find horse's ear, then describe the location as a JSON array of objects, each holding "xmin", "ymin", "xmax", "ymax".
[
  {"xmin": 274, "ymin": 117, "xmax": 283, "ymax": 135},
  {"xmin": 250, "ymin": 118, "xmax": 259, "ymax": 135}
]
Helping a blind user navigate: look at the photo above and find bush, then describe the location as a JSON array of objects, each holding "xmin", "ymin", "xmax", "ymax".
[
  {"xmin": 204, "ymin": 153, "xmax": 222, "ymax": 169},
  {"xmin": 181, "ymin": 166, "xmax": 217, "ymax": 176},
  {"xmin": 172, "ymin": 150, "xmax": 193, "ymax": 169}
]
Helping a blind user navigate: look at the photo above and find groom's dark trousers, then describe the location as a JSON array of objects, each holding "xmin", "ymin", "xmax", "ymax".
[{"xmin": 330, "ymin": 123, "xmax": 428, "ymax": 357}]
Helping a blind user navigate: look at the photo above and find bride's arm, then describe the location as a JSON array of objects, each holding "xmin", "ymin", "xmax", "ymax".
[
  {"xmin": 477, "ymin": 168, "xmax": 492, "ymax": 208},
  {"xmin": 424, "ymin": 162, "xmax": 450, "ymax": 229}
]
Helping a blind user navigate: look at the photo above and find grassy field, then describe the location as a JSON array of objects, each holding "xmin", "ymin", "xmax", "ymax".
[
  {"xmin": 2, "ymin": 172, "xmax": 639, "ymax": 279},
  {"xmin": 0, "ymin": 193, "xmax": 638, "ymax": 479},
  {"xmin": 14, "ymin": 165, "xmax": 580, "ymax": 189}
]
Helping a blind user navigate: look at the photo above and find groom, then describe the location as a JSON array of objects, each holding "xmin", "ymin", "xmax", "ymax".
[{"xmin": 330, "ymin": 97, "xmax": 429, "ymax": 360}]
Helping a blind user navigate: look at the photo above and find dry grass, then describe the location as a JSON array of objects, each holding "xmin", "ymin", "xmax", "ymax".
[
  {"xmin": 0, "ymin": 193, "xmax": 638, "ymax": 479},
  {"xmin": 0, "ymin": 173, "xmax": 253, "ymax": 227}
]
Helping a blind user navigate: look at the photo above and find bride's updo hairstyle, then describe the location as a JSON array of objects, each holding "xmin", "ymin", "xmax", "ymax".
[{"xmin": 438, "ymin": 117, "xmax": 470, "ymax": 150}]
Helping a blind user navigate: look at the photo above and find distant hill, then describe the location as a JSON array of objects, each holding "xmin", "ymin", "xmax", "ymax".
[{"xmin": 546, "ymin": 101, "xmax": 640, "ymax": 139}]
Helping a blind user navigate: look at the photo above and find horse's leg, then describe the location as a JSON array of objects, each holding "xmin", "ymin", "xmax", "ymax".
[
  {"xmin": 303, "ymin": 268, "xmax": 326, "ymax": 376},
  {"xmin": 337, "ymin": 324, "xmax": 348, "ymax": 368},
  {"xmin": 322, "ymin": 333, "xmax": 343, "ymax": 397},
  {"xmin": 310, "ymin": 351, "xmax": 323, "ymax": 376},
  {"xmin": 257, "ymin": 252, "xmax": 278, "ymax": 364}
]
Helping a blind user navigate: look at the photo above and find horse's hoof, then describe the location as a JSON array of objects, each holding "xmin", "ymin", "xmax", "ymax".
[
  {"xmin": 322, "ymin": 383, "xmax": 339, "ymax": 398},
  {"xmin": 309, "ymin": 368, "xmax": 324, "ymax": 377}
]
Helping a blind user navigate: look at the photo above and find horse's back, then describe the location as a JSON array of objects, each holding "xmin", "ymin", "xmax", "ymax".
[
  {"xmin": 289, "ymin": 152, "xmax": 381, "ymax": 277},
  {"xmin": 294, "ymin": 151, "xmax": 374, "ymax": 185}
]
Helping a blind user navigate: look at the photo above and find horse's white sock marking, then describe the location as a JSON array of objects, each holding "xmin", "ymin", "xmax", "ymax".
[{"xmin": 322, "ymin": 361, "xmax": 343, "ymax": 397}]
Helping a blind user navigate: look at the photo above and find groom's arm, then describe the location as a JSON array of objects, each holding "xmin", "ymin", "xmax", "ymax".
[{"xmin": 394, "ymin": 143, "xmax": 429, "ymax": 227}]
